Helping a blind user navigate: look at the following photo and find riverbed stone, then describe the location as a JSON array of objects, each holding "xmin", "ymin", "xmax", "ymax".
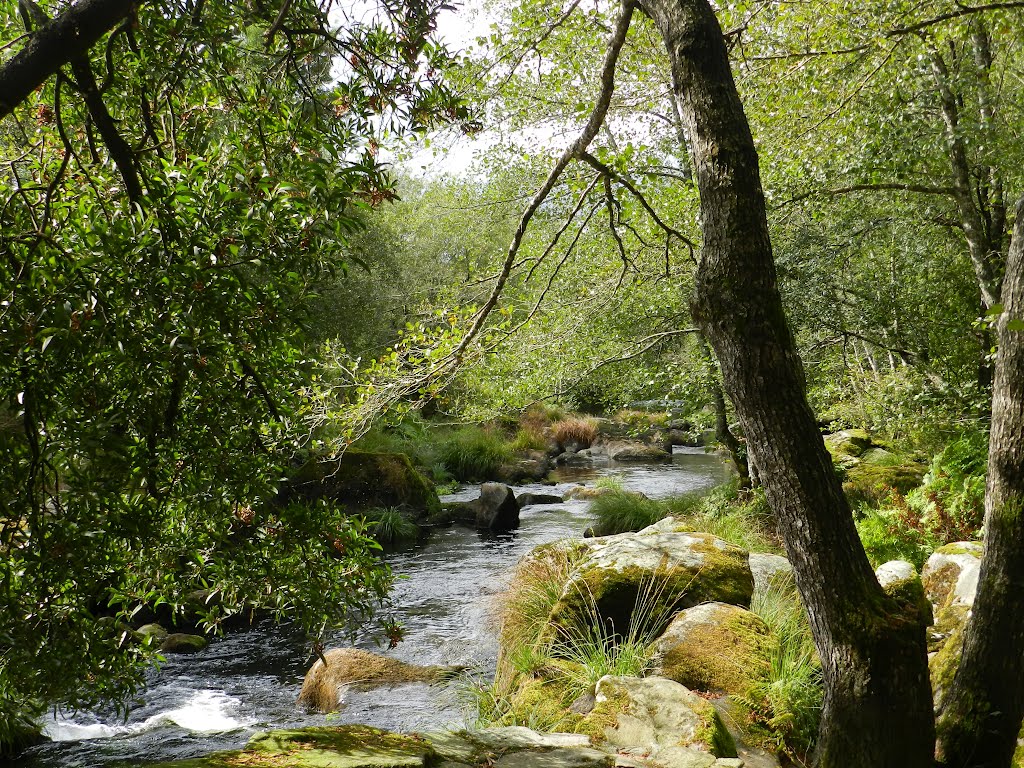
[
  {"xmin": 607, "ymin": 442, "xmax": 672, "ymax": 462},
  {"xmin": 653, "ymin": 602, "xmax": 771, "ymax": 696},
  {"xmin": 517, "ymin": 492, "xmax": 566, "ymax": 508},
  {"xmin": 160, "ymin": 632, "xmax": 208, "ymax": 653},
  {"xmin": 589, "ymin": 675, "xmax": 736, "ymax": 761},
  {"xmin": 145, "ymin": 725, "xmax": 436, "ymax": 767},
  {"xmin": 297, "ymin": 648, "xmax": 445, "ymax": 713}
]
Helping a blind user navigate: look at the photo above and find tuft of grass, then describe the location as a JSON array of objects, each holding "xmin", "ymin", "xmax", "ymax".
[
  {"xmin": 734, "ymin": 576, "xmax": 822, "ymax": 764},
  {"xmin": 553, "ymin": 417, "xmax": 599, "ymax": 449},
  {"xmin": 510, "ymin": 425, "xmax": 548, "ymax": 452},
  {"xmin": 594, "ymin": 475, "xmax": 625, "ymax": 492},
  {"xmin": 472, "ymin": 544, "xmax": 685, "ymax": 732},
  {"xmin": 663, "ymin": 484, "xmax": 781, "ymax": 553},
  {"xmin": 363, "ymin": 506, "xmax": 418, "ymax": 547},
  {"xmin": 439, "ymin": 426, "xmax": 513, "ymax": 481},
  {"xmin": 589, "ymin": 490, "xmax": 665, "ymax": 535}
]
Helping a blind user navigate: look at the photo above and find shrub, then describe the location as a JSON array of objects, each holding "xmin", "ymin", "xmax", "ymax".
[
  {"xmin": 553, "ymin": 417, "xmax": 599, "ymax": 449},
  {"xmin": 589, "ymin": 491, "xmax": 664, "ymax": 535},
  {"xmin": 439, "ymin": 426, "xmax": 513, "ymax": 481}
]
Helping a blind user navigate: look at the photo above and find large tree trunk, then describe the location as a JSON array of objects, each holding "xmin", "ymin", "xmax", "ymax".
[
  {"xmin": 635, "ymin": 0, "xmax": 935, "ymax": 765},
  {"xmin": 936, "ymin": 196, "xmax": 1024, "ymax": 767}
]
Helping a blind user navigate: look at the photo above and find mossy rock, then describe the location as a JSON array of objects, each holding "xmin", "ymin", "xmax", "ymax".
[
  {"xmin": 297, "ymin": 648, "xmax": 447, "ymax": 713},
  {"xmin": 587, "ymin": 675, "xmax": 736, "ymax": 761},
  {"xmin": 284, "ymin": 450, "xmax": 440, "ymax": 520},
  {"xmin": 874, "ymin": 561, "xmax": 932, "ymax": 627},
  {"xmin": 547, "ymin": 531, "xmax": 754, "ymax": 644},
  {"xmin": 823, "ymin": 429, "xmax": 873, "ymax": 459},
  {"xmin": 160, "ymin": 632, "xmax": 209, "ymax": 654},
  {"xmin": 921, "ymin": 542, "xmax": 982, "ymax": 614},
  {"xmin": 842, "ymin": 461, "xmax": 924, "ymax": 504},
  {"xmin": 145, "ymin": 725, "xmax": 435, "ymax": 767},
  {"xmin": 653, "ymin": 602, "xmax": 772, "ymax": 696}
]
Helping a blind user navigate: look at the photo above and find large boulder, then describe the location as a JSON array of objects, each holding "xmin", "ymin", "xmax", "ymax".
[
  {"xmin": 516, "ymin": 492, "xmax": 565, "ymax": 508},
  {"xmin": 297, "ymin": 648, "xmax": 445, "ymax": 713},
  {"xmin": 921, "ymin": 541, "xmax": 983, "ymax": 649},
  {"xmin": 652, "ymin": 602, "xmax": 771, "ymax": 697},
  {"xmin": 874, "ymin": 560, "xmax": 931, "ymax": 626},
  {"xmin": 282, "ymin": 450, "xmax": 440, "ymax": 520},
  {"xmin": 497, "ymin": 450, "xmax": 551, "ymax": 484},
  {"xmin": 437, "ymin": 483, "xmax": 521, "ymax": 531},
  {"xmin": 588, "ymin": 675, "xmax": 736, "ymax": 764},
  {"xmin": 607, "ymin": 441, "xmax": 672, "ymax": 462},
  {"xmin": 823, "ymin": 429, "xmax": 873, "ymax": 463},
  {"xmin": 747, "ymin": 553, "xmax": 792, "ymax": 596},
  {"xmin": 547, "ymin": 521, "xmax": 754, "ymax": 641}
]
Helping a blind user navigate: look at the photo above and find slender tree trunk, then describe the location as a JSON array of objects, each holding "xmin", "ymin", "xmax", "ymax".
[
  {"xmin": 635, "ymin": 1, "xmax": 935, "ymax": 764},
  {"xmin": 936, "ymin": 196, "xmax": 1024, "ymax": 767},
  {"xmin": 697, "ymin": 335, "xmax": 750, "ymax": 488}
]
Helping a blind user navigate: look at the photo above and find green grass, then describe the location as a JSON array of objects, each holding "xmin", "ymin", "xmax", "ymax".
[
  {"xmin": 438, "ymin": 426, "xmax": 514, "ymax": 481},
  {"xmin": 363, "ymin": 506, "xmax": 418, "ymax": 547},
  {"xmin": 589, "ymin": 490, "xmax": 664, "ymax": 535},
  {"xmin": 663, "ymin": 484, "xmax": 781, "ymax": 553},
  {"xmin": 734, "ymin": 576, "xmax": 822, "ymax": 763}
]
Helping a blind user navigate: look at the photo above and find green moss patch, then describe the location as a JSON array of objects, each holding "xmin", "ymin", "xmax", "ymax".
[
  {"xmin": 145, "ymin": 725, "xmax": 435, "ymax": 768},
  {"xmin": 657, "ymin": 604, "xmax": 771, "ymax": 696}
]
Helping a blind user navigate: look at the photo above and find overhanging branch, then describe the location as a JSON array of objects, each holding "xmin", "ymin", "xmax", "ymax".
[{"xmin": 1, "ymin": 0, "xmax": 138, "ymax": 119}]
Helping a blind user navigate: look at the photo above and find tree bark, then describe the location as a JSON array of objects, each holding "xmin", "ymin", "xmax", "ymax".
[
  {"xmin": 0, "ymin": 0, "xmax": 137, "ymax": 120},
  {"xmin": 635, "ymin": 0, "xmax": 935, "ymax": 765},
  {"xmin": 936, "ymin": 196, "xmax": 1024, "ymax": 767}
]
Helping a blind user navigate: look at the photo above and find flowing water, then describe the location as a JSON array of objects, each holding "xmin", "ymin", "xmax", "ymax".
[{"xmin": 18, "ymin": 448, "xmax": 730, "ymax": 768}]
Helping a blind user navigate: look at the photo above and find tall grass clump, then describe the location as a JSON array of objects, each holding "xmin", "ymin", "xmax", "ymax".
[
  {"xmin": 735, "ymin": 577, "xmax": 822, "ymax": 764},
  {"xmin": 439, "ymin": 426, "xmax": 513, "ymax": 481},
  {"xmin": 662, "ymin": 483, "xmax": 781, "ymax": 553},
  {"xmin": 472, "ymin": 545, "xmax": 680, "ymax": 732},
  {"xmin": 363, "ymin": 506, "xmax": 418, "ymax": 547},
  {"xmin": 553, "ymin": 416, "xmax": 599, "ymax": 449},
  {"xmin": 589, "ymin": 490, "xmax": 664, "ymax": 535}
]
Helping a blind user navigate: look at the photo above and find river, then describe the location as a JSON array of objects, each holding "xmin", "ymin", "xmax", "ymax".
[{"xmin": 17, "ymin": 448, "xmax": 730, "ymax": 768}]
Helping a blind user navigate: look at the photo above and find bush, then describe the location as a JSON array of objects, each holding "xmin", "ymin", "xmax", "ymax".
[
  {"xmin": 589, "ymin": 491, "xmax": 664, "ymax": 535},
  {"xmin": 553, "ymin": 417, "xmax": 599, "ymax": 449}
]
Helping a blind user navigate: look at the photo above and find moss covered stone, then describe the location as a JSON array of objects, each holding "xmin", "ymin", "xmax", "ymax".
[
  {"xmin": 823, "ymin": 429, "xmax": 872, "ymax": 459},
  {"xmin": 842, "ymin": 461, "xmax": 925, "ymax": 504},
  {"xmin": 874, "ymin": 561, "xmax": 932, "ymax": 627},
  {"xmin": 547, "ymin": 531, "xmax": 753, "ymax": 643},
  {"xmin": 921, "ymin": 542, "xmax": 982, "ymax": 617},
  {"xmin": 588, "ymin": 675, "xmax": 736, "ymax": 761},
  {"xmin": 653, "ymin": 602, "xmax": 771, "ymax": 696},
  {"xmin": 284, "ymin": 450, "xmax": 440, "ymax": 520},
  {"xmin": 145, "ymin": 725, "xmax": 435, "ymax": 768}
]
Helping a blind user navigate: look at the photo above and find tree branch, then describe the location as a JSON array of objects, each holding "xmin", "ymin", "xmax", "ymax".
[
  {"xmin": 779, "ymin": 181, "xmax": 958, "ymax": 207},
  {"xmin": 1, "ymin": 0, "xmax": 138, "ymax": 119},
  {"xmin": 888, "ymin": 1, "xmax": 1024, "ymax": 36}
]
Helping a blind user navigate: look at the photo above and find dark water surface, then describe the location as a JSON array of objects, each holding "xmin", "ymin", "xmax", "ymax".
[{"xmin": 18, "ymin": 448, "xmax": 729, "ymax": 767}]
